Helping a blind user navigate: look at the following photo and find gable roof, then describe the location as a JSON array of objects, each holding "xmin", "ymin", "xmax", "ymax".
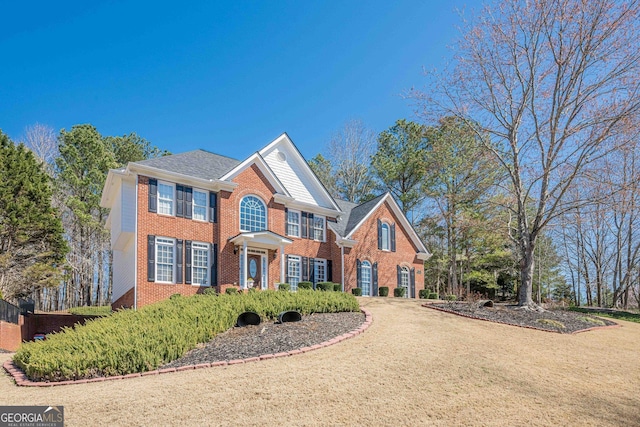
[
  {"xmin": 330, "ymin": 193, "xmax": 430, "ymax": 258},
  {"xmin": 134, "ymin": 150, "xmax": 241, "ymax": 180},
  {"xmin": 330, "ymin": 194, "xmax": 386, "ymax": 238},
  {"xmin": 219, "ymin": 151, "xmax": 291, "ymax": 197}
]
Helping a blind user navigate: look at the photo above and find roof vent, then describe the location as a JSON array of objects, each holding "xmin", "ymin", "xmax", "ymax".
[{"xmin": 277, "ymin": 151, "xmax": 287, "ymax": 162}]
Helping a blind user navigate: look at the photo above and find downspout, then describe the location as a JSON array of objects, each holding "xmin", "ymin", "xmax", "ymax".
[
  {"xmin": 341, "ymin": 244, "xmax": 345, "ymax": 292},
  {"xmin": 134, "ymin": 175, "xmax": 139, "ymax": 310}
]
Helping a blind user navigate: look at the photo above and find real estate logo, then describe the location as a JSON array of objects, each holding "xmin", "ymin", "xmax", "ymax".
[{"xmin": 0, "ymin": 406, "xmax": 64, "ymax": 427}]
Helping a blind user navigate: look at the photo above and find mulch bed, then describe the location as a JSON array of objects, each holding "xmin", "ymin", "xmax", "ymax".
[
  {"xmin": 425, "ymin": 302, "xmax": 618, "ymax": 334},
  {"xmin": 161, "ymin": 311, "xmax": 365, "ymax": 369}
]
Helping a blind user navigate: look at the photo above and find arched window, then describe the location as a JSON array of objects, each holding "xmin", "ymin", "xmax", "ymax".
[
  {"xmin": 400, "ymin": 266, "xmax": 410, "ymax": 298},
  {"xmin": 240, "ymin": 195, "xmax": 267, "ymax": 232},
  {"xmin": 381, "ymin": 223, "xmax": 390, "ymax": 250},
  {"xmin": 361, "ymin": 261, "xmax": 372, "ymax": 297}
]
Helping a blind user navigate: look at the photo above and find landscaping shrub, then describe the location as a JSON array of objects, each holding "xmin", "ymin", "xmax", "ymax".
[
  {"xmin": 333, "ymin": 283, "xmax": 341, "ymax": 292},
  {"xmin": 298, "ymin": 282, "xmax": 313, "ymax": 290},
  {"xmin": 225, "ymin": 287, "xmax": 238, "ymax": 295},
  {"xmin": 317, "ymin": 282, "xmax": 333, "ymax": 291},
  {"xmin": 169, "ymin": 293, "xmax": 182, "ymax": 300},
  {"xmin": 428, "ymin": 292, "xmax": 438, "ymax": 299},
  {"xmin": 68, "ymin": 306, "xmax": 112, "ymax": 316},
  {"xmin": 202, "ymin": 288, "xmax": 217, "ymax": 296},
  {"xmin": 13, "ymin": 290, "xmax": 360, "ymax": 382},
  {"xmin": 446, "ymin": 294, "xmax": 457, "ymax": 301},
  {"xmin": 418, "ymin": 289, "xmax": 429, "ymax": 299},
  {"xmin": 379, "ymin": 287, "xmax": 389, "ymax": 297},
  {"xmin": 352, "ymin": 288, "xmax": 362, "ymax": 296},
  {"xmin": 278, "ymin": 283, "xmax": 291, "ymax": 291},
  {"xmin": 394, "ymin": 287, "xmax": 406, "ymax": 298}
]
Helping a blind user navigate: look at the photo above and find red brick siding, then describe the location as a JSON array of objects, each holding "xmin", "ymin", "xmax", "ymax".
[
  {"xmin": 137, "ymin": 175, "xmax": 218, "ymax": 307},
  {"xmin": 343, "ymin": 200, "xmax": 424, "ymax": 298},
  {"xmin": 0, "ymin": 319, "xmax": 22, "ymax": 351}
]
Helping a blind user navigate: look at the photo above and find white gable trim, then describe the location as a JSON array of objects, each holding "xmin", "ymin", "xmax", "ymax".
[
  {"xmin": 345, "ymin": 193, "xmax": 431, "ymax": 257},
  {"xmin": 260, "ymin": 133, "xmax": 341, "ymax": 212},
  {"xmin": 220, "ymin": 152, "xmax": 291, "ymax": 197}
]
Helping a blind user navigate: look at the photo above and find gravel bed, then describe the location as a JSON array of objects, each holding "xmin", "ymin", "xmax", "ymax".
[
  {"xmin": 161, "ymin": 311, "xmax": 365, "ymax": 368},
  {"xmin": 427, "ymin": 302, "xmax": 617, "ymax": 333}
]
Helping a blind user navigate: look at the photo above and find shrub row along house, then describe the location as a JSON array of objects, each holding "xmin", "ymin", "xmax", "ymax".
[{"xmin": 101, "ymin": 133, "xmax": 430, "ymax": 309}]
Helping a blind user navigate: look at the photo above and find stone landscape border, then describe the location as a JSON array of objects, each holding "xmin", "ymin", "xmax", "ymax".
[
  {"xmin": 2, "ymin": 309, "xmax": 372, "ymax": 387},
  {"xmin": 423, "ymin": 303, "xmax": 621, "ymax": 334}
]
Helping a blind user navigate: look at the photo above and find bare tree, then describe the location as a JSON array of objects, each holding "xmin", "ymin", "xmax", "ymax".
[
  {"xmin": 416, "ymin": 0, "xmax": 640, "ymax": 309},
  {"xmin": 21, "ymin": 123, "xmax": 58, "ymax": 168},
  {"xmin": 327, "ymin": 119, "xmax": 377, "ymax": 203}
]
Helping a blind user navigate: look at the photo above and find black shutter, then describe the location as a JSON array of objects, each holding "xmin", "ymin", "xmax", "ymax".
[
  {"xmin": 147, "ymin": 235, "xmax": 155, "ymax": 281},
  {"xmin": 210, "ymin": 244, "xmax": 218, "ymax": 286},
  {"xmin": 397, "ymin": 265, "xmax": 401, "ymax": 287},
  {"xmin": 148, "ymin": 179, "xmax": 157, "ymax": 213},
  {"xmin": 176, "ymin": 185, "xmax": 184, "ymax": 217},
  {"xmin": 185, "ymin": 241, "xmax": 192, "ymax": 284},
  {"xmin": 302, "ymin": 256, "xmax": 309, "ymax": 281},
  {"xmin": 301, "ymin": 212, "xmax": 308, "ymax": 238},
  {"xmin": 308, "ymin": 213, "xmax": 314, "ymax": 240},
  {"xmin": 185, "ymin": 187, "xmax": 193, "ymax": 219},
  {"xmin": 377, "ymin": 219, "xmax": 382, "ymax": 250},
  {"xmin": 176, "ymin": 239, "xmax": 184, "ymax": 284},
  {"xmin": 309, "ymin": 258, "xmax": 316, "ymax": 288},
  {"xmin": 391, "ymin": 223, "xmax": 396, "ymax": 252},
  {"xmin": 327, "ymin": 260, "xmax": 333, "ymax": 282},
  {"xmin": 373, "ymin": 262, "xmax": 378, "ymax": 297},
  {"xmin": 356, "ymin": 259, "xmax": 362, "ymax": 289},
  {"xmin": 410, "ymin": 267, "xmax": 416, "ymax": 298},
  {"xmin": 209, "ymin": 192, "xmax": 217, "ymax": 223}
]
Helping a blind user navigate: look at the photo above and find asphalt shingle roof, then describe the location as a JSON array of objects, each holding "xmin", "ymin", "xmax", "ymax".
[
  {"xmin": 134, "ymin": 150, "xmax": 241, "ymax": 181},
  {"xmin": 330, "ymin": 194, "xmax": 387, "ymax": 238}
]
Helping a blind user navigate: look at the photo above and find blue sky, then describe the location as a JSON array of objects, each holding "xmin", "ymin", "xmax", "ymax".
[{"xmin": 1, "ymin": 1, "xmax": 475, "ymax": 161}]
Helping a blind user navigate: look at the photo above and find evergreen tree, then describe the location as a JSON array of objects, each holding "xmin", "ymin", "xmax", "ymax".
[
  {"xmin": 371, "ymin": 119, "xmax": 429, "ymax": 219},
  {"xmin": 0, "ymin": 130, "xmax": 67, "ymax": 299}
]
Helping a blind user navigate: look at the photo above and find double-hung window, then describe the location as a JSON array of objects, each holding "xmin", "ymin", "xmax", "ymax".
[
  {"xmin": 286, "ymin": 209, "xmax": 300, "ymax": 237},
  {"xmin": 313, "ymin": 215, "xmax": 325, "ymax": 241},
  {"xmin": 156, "ymin": 237, "xmax": 175, "ymax": 283},
  {"xmin": 381, "ymin": 223, "xmax": 390, "ymax": 251},
  {"xmin": 191, "ymin": 242, "xmax": 209, "ymax": 286},
  {"xmin": 287, "ymin": 255, "xmax": 301, "ymax": 291},
  {"xmin": 157, "ymin": 182, "xmax": 174, "ymax": 215},
  {"xmin": 192, "ymin": 190, "xmax": 208, "ymax": 221}
]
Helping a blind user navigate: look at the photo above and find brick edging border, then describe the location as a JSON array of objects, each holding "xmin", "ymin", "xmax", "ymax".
[
  {"xmin": 422, "ymin": 304, "xmax": 621, "ymax": 335},
  {"xmin": 3, "ymin": 309, "xmax": 372, "ymax": 387}
]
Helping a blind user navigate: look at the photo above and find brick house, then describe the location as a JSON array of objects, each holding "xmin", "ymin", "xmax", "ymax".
[{"xmin": 100, "ymin": 133, "xmax": 430, "ymax": 309}]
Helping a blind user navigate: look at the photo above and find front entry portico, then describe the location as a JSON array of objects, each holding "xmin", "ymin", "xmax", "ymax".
[{"xmin": 229, "ymin": 230, "xmax": 293, "ymax": 289}]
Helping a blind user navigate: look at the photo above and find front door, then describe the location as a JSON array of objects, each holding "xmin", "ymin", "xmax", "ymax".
[{"xmin": 247, "ymin": 254, "xmax": 261, "ymax": 289}]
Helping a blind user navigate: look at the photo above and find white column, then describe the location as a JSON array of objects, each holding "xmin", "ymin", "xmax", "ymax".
[
  {"xmin": 242, "ymin": 241, "xmax": 248, "ymax": 289},
  {"xmin": 280, "ymin": 244, "xmax": 285, "ymax": 284}
]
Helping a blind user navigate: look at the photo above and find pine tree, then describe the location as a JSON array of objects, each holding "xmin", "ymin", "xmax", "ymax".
[{"xmin": 0, "ymin": 130, "xmax": 67, "ymax": 300}]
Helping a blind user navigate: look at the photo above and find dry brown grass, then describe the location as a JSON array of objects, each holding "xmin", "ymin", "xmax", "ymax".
[{"xmin": 2, "ymin": 298, "xmax": 639, "ymax": 426}]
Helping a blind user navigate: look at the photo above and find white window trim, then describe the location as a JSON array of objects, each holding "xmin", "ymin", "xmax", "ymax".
[
  {"xmin": 381, "ymin": 222, "xmax": 390, "ymax": 251},
  {"xmin": 400, "ymin": 266, "xmax": 410, "ymax": 298},
  {"xmin": 286, "ymin": 209, "xmax": 301, "ymax": 238},
  {"xmin": 361, "ymin": 260, "xmax": 372, "ymax": 297},
  {"xmin": 157, "ymin": 181, "xmax": 175, "ymax": 216},
  {"xmin": 314, "ymin": 258, "xmax": 327, "ymax": 283},
  {"xmin": 192, "ymin": 188, "xmax": 208, "ymax": 222},
  {"xmin": 239, "ymin": 194, "xmax": 268, "ymax": 232},
  {"xmin": 287, "ymin": 255, "xmax": 301, "ymax": 291},
  {"xmin": 313, "ymin": 215, "xmax": 326, "ymax": 242},
  {"xmin": 155, "ymin": 237, "xmax": 175, "ymax": 284},
  {"xmin": 191, "ymin": 241, "xmax": 209, "ymax": 286}
]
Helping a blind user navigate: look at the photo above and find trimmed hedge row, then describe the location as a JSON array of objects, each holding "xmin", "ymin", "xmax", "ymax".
[
  {"xmin": 68, "ymin": 306, "xmax": 112, "ymax": 316},
  {"xmin": 13, "ymin": 290, "xmax": 360, "ymax": 382}
]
